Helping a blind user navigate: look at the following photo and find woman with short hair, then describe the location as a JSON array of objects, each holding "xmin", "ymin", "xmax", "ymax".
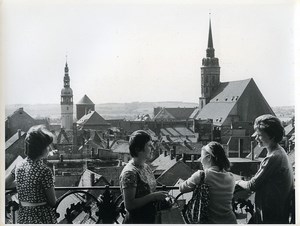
[
  {"xmin": 119, "ymin": 130, "xmax": 168, "ymax": 224},
  {"xmin": 5, "ymin": 125, "xmax": 57, "ymax": 224},
  {"xmin": 180, "ymin": 141, "xmax": 237, "ymax": 224},
  {"xmin": 236, "ymin": 114, "xmax": 294, "ymax": 223}
]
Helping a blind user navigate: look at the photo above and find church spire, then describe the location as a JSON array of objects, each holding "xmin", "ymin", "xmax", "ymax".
[
  {"xmin": 63, "ymin": 58, "xmax": 70, "ymax": 88},
  {"xmin": 206, "ymin": 17, "xmax": 215, "ymax": 58},
  {"xmin": 65, "ymin": 55, "xmax": 69, "ymax": 73}
]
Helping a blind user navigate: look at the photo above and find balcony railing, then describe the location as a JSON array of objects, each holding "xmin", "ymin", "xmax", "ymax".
[{"xmin": 6, "ymin": 185, "xmax": 255, "ymax": 224}]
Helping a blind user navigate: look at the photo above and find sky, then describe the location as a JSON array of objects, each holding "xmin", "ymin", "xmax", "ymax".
[{"xmin": 1, "ymin": 0, "xmax": 297, "ymax": 107}]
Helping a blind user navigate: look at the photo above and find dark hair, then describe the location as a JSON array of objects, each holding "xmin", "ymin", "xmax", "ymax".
[
  {"xmin": 129, "ymin": 130, "xmax": 151, "ymax": 157},
  {"xmin": 254, "ymin": 114, "xmax": 284, "ymax": 143},
  {"xmin": 25, "ymin": 125, "xmax": 53, "ymax": 160},
  {"xmin": 206, "ymin": 141, "xmax": 230, "ymax": 171}
]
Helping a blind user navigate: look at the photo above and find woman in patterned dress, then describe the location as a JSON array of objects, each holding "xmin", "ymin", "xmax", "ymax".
[
  {"xmin": 119, "ymin": 130, "xmax": 168, "ymax": 223},
  {"xmin": 6, "ymin": 125, "xmax": 57, "ymax": 224}
]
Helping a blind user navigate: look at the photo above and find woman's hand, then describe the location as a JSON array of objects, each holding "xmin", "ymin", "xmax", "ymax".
[{"xmin": 151, "ymin": 191, "xmax": 169, "ymax": 201}]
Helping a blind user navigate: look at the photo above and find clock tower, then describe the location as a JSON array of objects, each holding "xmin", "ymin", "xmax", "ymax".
[
  {"xmin": 61, "ymin": 61, "xmax": 73, "ymax": 130},
  {"xmin": 199, "ymin": 18, "xmax": 220, "ymax": 110}
]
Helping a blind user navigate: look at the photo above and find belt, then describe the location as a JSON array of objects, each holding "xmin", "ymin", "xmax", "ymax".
[{"xmin": 20, "ymin": 201, "xmax": 47, "ymax": 207}]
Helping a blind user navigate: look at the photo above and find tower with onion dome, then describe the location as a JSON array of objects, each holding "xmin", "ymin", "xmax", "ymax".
[{"xmin": 61, "ymin": 61, "xmax": 73, "ymax": 130}]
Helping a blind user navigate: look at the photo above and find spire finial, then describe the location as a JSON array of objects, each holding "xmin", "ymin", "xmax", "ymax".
[
  {"xmin": 64, "ymin": 54, "xmax": 69, "ymax": 73},
  {"xmin": 206, "ymin": 14, "xmax": 215, "ymax": 58}
]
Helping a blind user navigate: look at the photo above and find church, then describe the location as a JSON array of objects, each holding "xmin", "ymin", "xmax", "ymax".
[{"xmin": 190, "ymin": 19, "xmax": 274, "ymax": 152}]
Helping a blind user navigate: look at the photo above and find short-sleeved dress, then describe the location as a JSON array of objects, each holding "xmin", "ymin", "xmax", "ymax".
[
  {"xmin": 12, "ymin": 157, "xmax": 57, "ymax": 224},
  {"xmin": 245, "ymin": 146, "xmax": 294, "ymax": 223},
  {"xmin": 119, "ymin": 160, "xmax": 157, "ymax": 224}
]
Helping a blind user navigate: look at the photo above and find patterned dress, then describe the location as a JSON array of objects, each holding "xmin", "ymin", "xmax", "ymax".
[
  {"xmin": 119, "ymin": 160, "xmax": 157, "ymax": 224},
  {"xmin": 12, "ymin": 157, "xmax": 57, "ymax": 224}
]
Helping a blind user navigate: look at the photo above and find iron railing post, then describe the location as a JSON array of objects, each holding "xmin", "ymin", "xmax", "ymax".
[{"xmin": 98, "ymin": 185, "xmax": 117, "ymax": 223}]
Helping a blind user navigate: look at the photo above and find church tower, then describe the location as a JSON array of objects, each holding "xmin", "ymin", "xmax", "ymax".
[
  {"xmin": 199, "ymin": 18, "xmax": 220, "ymax": 110},
  {"xmin": 61, "ymin": 61, "xmax": 73, "ymax": 130}
]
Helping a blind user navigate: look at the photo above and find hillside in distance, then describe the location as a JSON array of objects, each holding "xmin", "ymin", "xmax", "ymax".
[
  {"xmin": 5, "ymin": 102, "xmax": 295, "ymax": 121},
  {"xmin": 5, "ymin": 102, "xmax": 199, "ymax": 120}
]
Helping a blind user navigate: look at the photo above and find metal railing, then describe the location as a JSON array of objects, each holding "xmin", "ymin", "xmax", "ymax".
[{"xmin": 6, "ymin": 185, "xmax": 255, "ymax": 224}]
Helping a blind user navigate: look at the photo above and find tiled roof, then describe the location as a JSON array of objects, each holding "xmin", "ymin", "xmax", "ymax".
[
  {"xmin": 111, "ymin": 140, "xmax": 130, "ymax": 154},
  {"xmin": 156, "ymin": 161, "xmax": 194, "ymax": 186},
  {"xmin": 154, "ymin": 107, "xmax": 196, "ymax": 120},
  {"xmin": 153, "ymin": 108, "xmax": 175, "ymax": 120},
  {"xmin": 194, "ymin": 79, "xmax": 250, "ymax": 125},
  {"xmin": 89, "ymin": 131, "xmax": 107, "ymax": 148},
  {"xmin": 77, "ymin": 94, "xmax": 94, "ymax": 105},
  {"xmin": 150, "ymin": 153, "xmax": 177, "ymax": 172},
  {"xmin": 175, "ymin": 142, "xmax": 202, "ymax": 155},
  {"xmin": 6, "ymin": 155, "xmax": 24, "ymax": 176},
  {"xmin": 284, "ymin": 124, "xmax": 295, "ymax": 137},
  {"xmin": 77, "ymin": 111, "xmax": 108, "ymax": 126},
  {"xmin": 160, "ymin": 127, "xmax": 195, "ymax": 137},
  {"xmin": 194, "ymin": 78, "xmax": 274, "ymax": 126},
  {"xmin": 5, "ymin": 131, "xmax": 26, "ymax": 149},
  {"xmin": 174, "ymin": 127, "xmax": 195, "ymax": 136},
  {"xmin": 57, "ymin": 129, "xmax": 73, "ymax": 144}
]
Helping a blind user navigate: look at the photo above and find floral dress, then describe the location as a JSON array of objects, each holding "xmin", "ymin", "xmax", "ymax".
[
  {"xmin": 12, "ymin": 157, "xmax": 57, "ymax": 224},
  {"xmin": 119, "ymin": 160, "xmax": 157, "ymax": 224}
]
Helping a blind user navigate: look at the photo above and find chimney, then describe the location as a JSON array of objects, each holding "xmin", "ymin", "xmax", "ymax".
[
  {"xmin": 90, "ymin": 173, "xmax": 95, "ymax": 185},
  {"xmin": 251, "ymin": 141, "xmax": 255, "ymax": 160},
  {"xmin": 59, "ymin": 154, "xmax": 63, "ymax": 163},
  {"xmin": 181, "ymin": 153, "xmax": 186, "ymax": 163},
  {"xmin": 191, "ymin": 155, "xmax": 195, "ymax": 163},
  {"xmin": 170, "ymin": 149, "xmax": 175, "ymax": 160},
  {"xmin": 107, "ymin": 139, "xmax": 110, "ymax": 149},
  {"xmin": 17, "ymin": 129, "xmax": 21, "ymax": 139},
  {"xmin": 164, "ymin": 150, "xmax": 167, "ymax": 157}
]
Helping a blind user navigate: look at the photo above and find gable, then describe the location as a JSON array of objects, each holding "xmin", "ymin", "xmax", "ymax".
[
  {"xmin": 77, "ymin": 111, "xmax": 108, "ymax": 125},
  {"xmin": 154, "ymin": 108, "xmax": 175, "ymax": 120},
  {"xmin": 235, "ymin": 78, "xmax": 274, "ymax": 122}
]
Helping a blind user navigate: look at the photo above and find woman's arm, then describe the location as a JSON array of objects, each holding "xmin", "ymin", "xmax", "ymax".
[
  {"xmin": 237, "ymin": 155, "xmax": 279, "ymax": 191},
  {"xmin": 5, "ymin": 173, "xmax": 16, "ymax": 189},
  {"xmin": 179, "ymin": 170, "xmax": 202, "ymax": 193},
  {"xmin": 123, "ymin": 187, "xmax": 168, "ymax": 211},
  {"xmin": 45, "ymin": 186, "xmax": 57, "ymax": 207}
]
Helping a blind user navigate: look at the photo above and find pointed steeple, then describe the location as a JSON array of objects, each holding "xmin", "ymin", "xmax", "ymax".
[
  {"xmin": 206, "ymin": 18, "xmax": 215, "ymax": 58},
  {"xmin": 64, "ymin": 58, "xmax": 70, "ymax": 88},
  {"xmin": 65, "ymin": 56, "xmax": 69, "ymax": 73}
]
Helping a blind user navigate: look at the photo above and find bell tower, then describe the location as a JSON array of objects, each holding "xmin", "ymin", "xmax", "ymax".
[
  {"xmin": 61, "ymin": 60, "xmax": 73, "ymax": 130},
  {"xmin": 199, "ymin": 17, "xmax": 220, "ymax": 110}
]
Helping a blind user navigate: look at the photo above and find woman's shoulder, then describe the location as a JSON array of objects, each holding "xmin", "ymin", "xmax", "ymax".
[{"xmin": 120, "ymin": 161, "xmax": 137, "ymax": 176}]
